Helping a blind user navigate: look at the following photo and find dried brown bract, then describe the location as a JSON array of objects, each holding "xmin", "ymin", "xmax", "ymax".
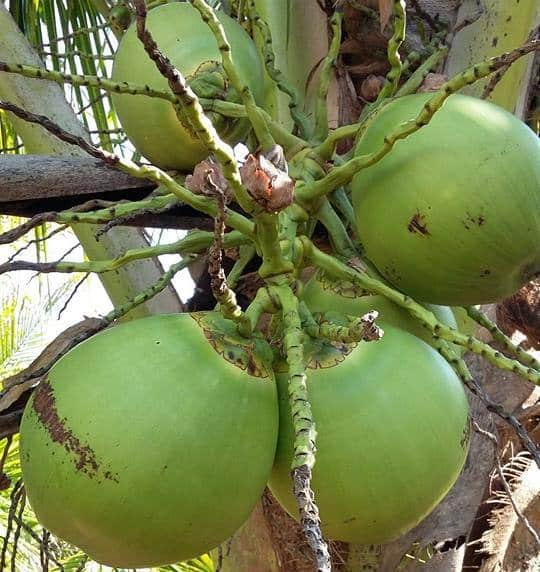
[
  {"xmin": 185, "ymin": 157, "xmax": 230, "ymax": 199},
  {"xmin": 418, "ymin": 72, "xmax": 449, "ymax": 93},
  {"xmin": 359, "ymin": 74, "xmax": 386, "ymax": 101},
  {"xmin": 239, "ymin": 154, "xmax": 295, "ymax": 213}
]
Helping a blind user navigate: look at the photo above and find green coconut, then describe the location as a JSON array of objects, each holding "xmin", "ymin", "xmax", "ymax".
[
  {"xmin": 270, "ymin": 325, "xmax": 470, "ymax": 544},
  {"xmin": 351, "ymin": 93, "xmax": 540, "ymax": 305},
  {"xmin": 20, "ymin": 313, "xmax": 278, "ymax": 568}
]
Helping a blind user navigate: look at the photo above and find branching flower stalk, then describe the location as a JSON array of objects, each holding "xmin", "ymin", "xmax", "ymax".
[
  {"xmin": 205, "ymin": 172, "xmax": 248, "ymax": 327},
  {"xmin": 373, "ymin": 0, "xmax": 407, "ymax": 104},
  {"xmin": 0, "ymin": 99, "xmax": 255, "ymax": 238},
  {"xmin": 0, "ymin": 230, "xmax": 246, "ymax": 276},
  {"xmin": 245, "ymin": 0, "xmax": 313, "ymax": 139},
  {"xmin": 0, "ymin": 61, "xmax": 178, "ymax": 102},
  {"xmin": 395, "ymin": 44, "xmax": 449, "ymax": 96},
  {"xmin": 436, "ymin": 341, "xmax": 540, "ymax": 470},
  {"xmin": 2, "ymin": 2, "xmax": 540, "ymax": 568},
  {"xmin": 0, "ymin": 60, "xmax": 304, "ymax": 152},
  {"xmin": 0, "ymin": 195, "xmax": 177, "ymax": 245},
  {"xmin": 465, "ymin": 306, "xmax": 540, "ymax": 372},
  {"xmin": 191, "ymin": 0, "xmax": 275, "ymax": 151},
  {"xmin": 300, "ymin": 306, "xmax": 383, "ymax": 345},
  {"xmin": 132, "ymin": 0, "xmax": 257, "ymax": 215},
  {"xmin": 298, "ymin": 40, "xmax": 540, "ymax": 204}
]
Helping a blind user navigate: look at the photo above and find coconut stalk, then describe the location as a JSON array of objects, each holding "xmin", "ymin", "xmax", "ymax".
[
  {"xmin": 216, "ymin": 2, "xmax": 338, "ymax": 570},
  {"xmin": 0, "ymin": 3, "xmax": 181, "ymax": 319}
]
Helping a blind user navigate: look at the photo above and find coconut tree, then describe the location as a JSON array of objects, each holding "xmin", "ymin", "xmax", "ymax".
[{"xmin": 0, "ymin": 1, "xmax": 539, "ymax": 571}]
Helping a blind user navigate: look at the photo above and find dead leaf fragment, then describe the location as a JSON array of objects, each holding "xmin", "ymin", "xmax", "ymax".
[{"xmin": 239, "ymin": 155, "xmax": 294, "ymax": 213}]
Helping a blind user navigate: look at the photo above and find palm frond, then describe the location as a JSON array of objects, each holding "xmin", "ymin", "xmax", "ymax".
[{"xmin": 0, "ymin": 276, "xmax": 85, "ymax": 378}]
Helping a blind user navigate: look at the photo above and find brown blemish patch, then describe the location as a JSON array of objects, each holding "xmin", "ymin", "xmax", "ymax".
[
  {"xmin": 33, "ymin": 379, "xmax": 118, "ymax": 482},
  {"xmin": 464, "ymin": 212, "xmax": 486, "ymax": 230},
  {"xmin": 480, "ymin": 269, "xmax": 491, "ymax": 277},
  {"xmin": 407, "ymin": 212, "xmax": 430, "ymax": 236}
]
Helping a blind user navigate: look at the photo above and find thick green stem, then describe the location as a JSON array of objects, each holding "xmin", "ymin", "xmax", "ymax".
[
  {"xmin": 465, "ymin": 306, "xmax": 540, "ymax": 371},
  {"xmin": 302, "ymin": 239, "xmax": 540, "ymax": 386},
  {"xmin": 256, "ymin": 213, "xmax": 294, "ymax": 278},
  {"xmin": 316, "ymin": 199, "xmax": 356, "ymax": 258},
  {"xmin": 270, "ymin": 280, "xmax": 332, "ymax": 572},
  {"xmin": 314, "ymin": 121, "xmax": 367, "ymax": 160},
  {"xmin": 226, "ymin": 244, "xmax": 256, "ymax": 289},
  {"xmin": 329, "ymin": 187, "xmax": 356, "ymax": 230},
  {"xmin": 313, "ymin": 11, "xmax": 342, "ymax": 142},
  {"xmin": 240, "ymin": 286, "xmax": 276, "ymax": 336}
]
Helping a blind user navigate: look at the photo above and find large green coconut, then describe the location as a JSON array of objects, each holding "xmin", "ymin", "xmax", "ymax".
[
  {"xmin": 270, "ymin": 325, "xmax": 470, "ymax": 544},
  {"xmin": 351, "ymin": 93, "xmax": 540, "ymax": 305},
  {"xmin": 20, "ymin": 313, "xmax": 278, "ymax": 568},
  {"xmin": 111, "ymin": 3, "xmax": 265, "ymax": 170}
]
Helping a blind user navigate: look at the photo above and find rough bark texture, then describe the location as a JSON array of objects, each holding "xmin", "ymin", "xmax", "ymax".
[{"xmin": 0, "ymin": 155, "xmax": 152, "ymax": 201}]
